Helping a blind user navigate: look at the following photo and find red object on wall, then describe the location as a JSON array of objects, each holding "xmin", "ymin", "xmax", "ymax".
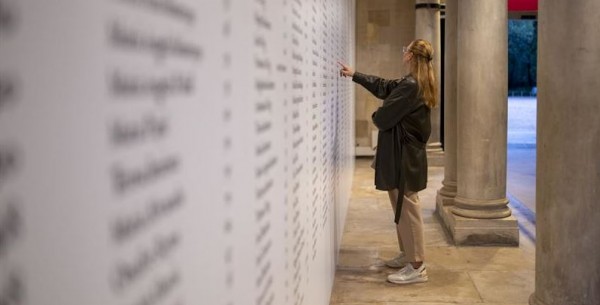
[{"xmin": 508, "ymin": 0, "xmax": 538, "ymax": 11}]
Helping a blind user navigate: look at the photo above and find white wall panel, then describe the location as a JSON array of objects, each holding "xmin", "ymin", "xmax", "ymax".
[{"xmin": 0, "ymin": 0, "xmax": 355, "ymax": 304}]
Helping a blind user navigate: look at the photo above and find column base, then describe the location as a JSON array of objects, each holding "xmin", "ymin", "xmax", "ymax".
[
  {"xmin": 437, "ymin": 180, "xmax": 456, "ymax": 202},
  {"xmin": 436, "ymin": 203, "xmax": 519, "ymax": 246},
  {"xmin": 436, "ymin": 189, "xmax": 455, "ymax": 206},
  {"xmin": 435, "ymin": 193, "xmax": 454, "ymax": 232},
  {"xmin": 529, "ymin": 293, "xmax": 547, "ymax": 305},
  {"xmin": 427, "ymin": 149, "xmax": 445, "ymax": 167}
]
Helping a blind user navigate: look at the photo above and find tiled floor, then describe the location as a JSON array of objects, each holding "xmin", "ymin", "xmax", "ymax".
[{"xmin": 330, "ymin": 158, "xmax": 536, "ymax": 305}]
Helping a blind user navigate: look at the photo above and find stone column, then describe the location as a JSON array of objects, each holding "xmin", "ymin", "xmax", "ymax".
[
  {"xmin": 414, "ymin": 0, "xmax": 443, "ymax": 166},
  {"xmin": 529, "ymin": 1, "xmax": 600, "ymax": 304},
  {"xmin": 445, "ymin": 0, "xmax": 518, "ymax": 245},
  {"xmin": 435, "ymin": 0, "xmax": 457, "ymax": 227}
]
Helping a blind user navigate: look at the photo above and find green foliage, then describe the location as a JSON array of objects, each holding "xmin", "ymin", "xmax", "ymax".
[{"xmin": 508, "ymin": 20, "xmax": 537, "ymax": 90}]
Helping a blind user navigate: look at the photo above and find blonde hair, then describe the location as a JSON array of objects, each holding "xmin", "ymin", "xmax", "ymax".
[{"xmin": 408, "ymin": 39, "xmax": 438, "ymax": 108}]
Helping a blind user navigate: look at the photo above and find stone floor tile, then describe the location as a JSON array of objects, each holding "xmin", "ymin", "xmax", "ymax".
[
  {"xmin": 337, "ymin": 247, "xmax": 386, "ymax": 271},
  {"xmin": 423, "ymin": 222, "xmax": 453, "ymax": 247},
  {"xmin": 340, "ymin": 232, "xmax": 398, "ymax": 248},
  {"xmin": 457, "ymin": 247, "xmax": 535, "ymax": 271},
  {"xmin": 344, "ymin": 220, "xmax": 396, "ymax": 234},
  {"xmin": 469, "ymin": 270, "xmax": 535, "ymax": 303},
  {"xmin": 330, "ymin": 269, "xmax": 482, "ymax": 304},
  {"xmin": 420, "ymin": 247, "xmax": 466, "ymax": 271}
]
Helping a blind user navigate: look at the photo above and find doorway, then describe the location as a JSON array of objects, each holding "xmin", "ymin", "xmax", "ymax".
[{"xmin": 507, "ymin": 18, "xmax": 537, "ymax": 238}]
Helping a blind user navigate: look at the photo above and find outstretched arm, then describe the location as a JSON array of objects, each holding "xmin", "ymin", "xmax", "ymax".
[{"xmin": 337, "ymin": 62, "xmax": 399, "ymax": 100}]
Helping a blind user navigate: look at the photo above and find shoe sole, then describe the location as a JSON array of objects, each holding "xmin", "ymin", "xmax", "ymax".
[{"xmin": 387, "ymin": 276, "xmax": 428, "ymax": 285}]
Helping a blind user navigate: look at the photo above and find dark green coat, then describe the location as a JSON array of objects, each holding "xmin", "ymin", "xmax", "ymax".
[{"xmin": 353, "ymin": 72, "xmax": 431, "ymax": 222}]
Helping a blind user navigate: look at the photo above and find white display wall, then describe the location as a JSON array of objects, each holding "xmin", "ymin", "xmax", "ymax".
[{"xmin": 0, "ymin": 0, "xmax": 355, "ymax": 305}]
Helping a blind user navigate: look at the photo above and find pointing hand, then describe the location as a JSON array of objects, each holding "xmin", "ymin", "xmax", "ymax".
[{"xmin": 337, "ymin": 61, "xmax": 354, "ymax": 78}]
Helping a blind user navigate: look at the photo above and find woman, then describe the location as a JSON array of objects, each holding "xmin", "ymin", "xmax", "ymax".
[{"xmin": 338, "ymin": 39, "xmax": 437, "ymax": 284}]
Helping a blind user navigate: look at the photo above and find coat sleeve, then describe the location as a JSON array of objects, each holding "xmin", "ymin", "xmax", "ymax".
[
  {"xmin": 352, "ymin": 72, "xmax": 400, "ymax": 100},
  {"xmin": 371, "ymin": 79, "xmax": 419, "ymax": 131}
]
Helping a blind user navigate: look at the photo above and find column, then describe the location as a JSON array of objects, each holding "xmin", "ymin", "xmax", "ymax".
[
  {"xmin": 449, "ymin": 0, "xmax": 518, "ymax": 245},
  {"xmin": 415, "ymin": 0, "xmax": 443, "ymax": 165},
  {"xmin": 435, "ymin": 0, "xmax": 457, "ymax": 226},
  {"xmin": 529, "ymin": 1, "xmax": 600, "ymax": 304}
]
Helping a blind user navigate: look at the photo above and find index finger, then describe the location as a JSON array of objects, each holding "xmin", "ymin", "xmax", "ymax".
[{"xmin": 337, "ymin": 61, "xmax": 347, "ymax": 68}]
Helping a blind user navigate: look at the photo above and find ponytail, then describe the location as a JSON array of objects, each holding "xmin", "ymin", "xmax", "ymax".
[{"xmin": 408, "ymin": 39, "xmax": 438, "ymax": 108}]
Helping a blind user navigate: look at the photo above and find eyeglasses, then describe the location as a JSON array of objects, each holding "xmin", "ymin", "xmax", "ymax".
[{"xmin": 402, "ymin": 46, "xmax": 410, "ymax": 53}]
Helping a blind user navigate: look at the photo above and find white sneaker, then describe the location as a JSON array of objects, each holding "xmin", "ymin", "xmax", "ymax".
[
  {"xmin": 387, "ymin": 263, "xmax": 428, "ymax": 284},
  {"xmin": 385, "ymin": 253, "xmax": 408, "ymax": 268}
]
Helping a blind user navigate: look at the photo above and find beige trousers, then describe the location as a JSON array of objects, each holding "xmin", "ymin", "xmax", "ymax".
[{"xmin": 387, "ymin": 189, "xmax": 425, "ymax": 262}]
